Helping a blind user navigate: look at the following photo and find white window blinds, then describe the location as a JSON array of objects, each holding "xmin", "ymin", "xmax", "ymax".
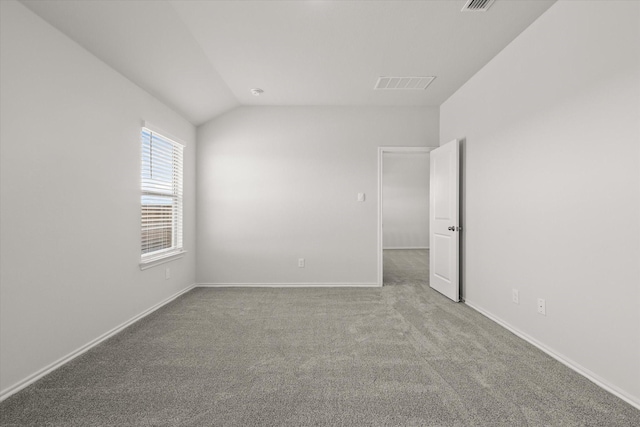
[{"xmin": 141, "ymin": 127, "xmax": 184, "ymax": 261}]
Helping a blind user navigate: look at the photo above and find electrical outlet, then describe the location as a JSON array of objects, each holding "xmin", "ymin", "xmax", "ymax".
[
  {"xmin": 537, "ymin": 298, "xmax": 546, "ymax": 315},
  {"xmin": 165, "ymin": 268, "xmax": 170, "ymax": 280},
  {"xmin": 298, "ymin": 258, "xmax": 305, "ymax": 268},
  {"xmin": 512, "ymin": 289, "xmax": 519, "ymax": 304}
]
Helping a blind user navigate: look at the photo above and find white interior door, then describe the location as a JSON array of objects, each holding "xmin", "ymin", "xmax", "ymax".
[{"xmin": 429, "ymin": 139, "xmax": 460, "ymax": 301}]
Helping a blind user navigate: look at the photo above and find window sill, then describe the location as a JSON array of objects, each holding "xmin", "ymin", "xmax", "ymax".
[{"xmin": 139, "ymin": 251, "xmax": 187, "ymax": 270}]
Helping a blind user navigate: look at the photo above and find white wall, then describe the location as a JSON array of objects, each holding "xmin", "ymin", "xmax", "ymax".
[
  {"xmin": 0, "ymin": 1, "xmax": 196, "ymax": 396},
  {"xmin": 441, "ymin": 0, "xmax": 640, "ymax": 406},
  {"xmin": 197, "ymin": 106, "xmax": 438, "ymax": 285},
  {"xmin": 382, "ymin": 152, "xmax": 430, "ymax": 249}
]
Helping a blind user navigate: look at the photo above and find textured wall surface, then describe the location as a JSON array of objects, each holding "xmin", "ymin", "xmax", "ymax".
[
  {"xmin": 382, "ymin": 152, "xmax": 430, "ymax": 249},
  {"xmin": 0, "ymin": 1, "xmax": 196, "ymax": 394},
  {"xmin": 441, "ymin": 0, "xmax": 640, "ymax": 406},
  {"xmin": 197, "ymin": 106, "xmax": 438, "ymax": 285}
]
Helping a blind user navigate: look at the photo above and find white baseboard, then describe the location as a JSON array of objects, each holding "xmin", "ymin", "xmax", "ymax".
[
  {"xmin": 197, "ymin": 283, "xmax": 381, "ymax": 288},
  {"xmin": 0, "ymin": 283, "xmax": 196, "ymax": 402},
  {"xmin": 465, "ymin": 300, "xmax": 640, "ymax": 410},
  {"xmin": 383, "ymin": 247, "xmax": 429, "ymax": 250}
]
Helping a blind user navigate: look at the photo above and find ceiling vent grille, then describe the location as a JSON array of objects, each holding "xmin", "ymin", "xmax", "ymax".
[
  {"xmin": 374, "ymin": 76, "xmax": 436, "ymax": 91},
  {"xmin": 461, "ymin": 0, "xmax": 495, "ymax": 12}
]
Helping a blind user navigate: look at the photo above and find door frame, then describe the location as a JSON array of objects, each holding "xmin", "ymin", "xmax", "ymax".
[{"xmin": 377, "ymin": 146, "xmax": 435, "ymax": 286}]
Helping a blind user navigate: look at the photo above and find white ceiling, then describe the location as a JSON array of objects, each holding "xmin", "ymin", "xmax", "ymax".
[{"xmin": 21, "ymin": 0, "xmax": 555, "ymax": 126}]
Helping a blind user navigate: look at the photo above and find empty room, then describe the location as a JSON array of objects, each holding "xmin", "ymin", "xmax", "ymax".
[{"xmin": 1, "ymin": 0, "xmax": 638, "ymax": 425}]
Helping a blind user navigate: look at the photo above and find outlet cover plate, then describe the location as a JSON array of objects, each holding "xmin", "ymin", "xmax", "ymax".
[{"xmin": 537, "ymin": 298, "xmax": 546, "ymax": 315}]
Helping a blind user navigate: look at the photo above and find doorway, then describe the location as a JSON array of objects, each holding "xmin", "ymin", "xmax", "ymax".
[{"xmin": 377, "ymin": 147, "xmax": 434, "ymax": 286}]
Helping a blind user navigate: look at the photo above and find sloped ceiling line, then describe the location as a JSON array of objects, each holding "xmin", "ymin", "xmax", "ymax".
[{"xmin": 20, "ymin": 0, "xmax": 556, "ymax": 125}]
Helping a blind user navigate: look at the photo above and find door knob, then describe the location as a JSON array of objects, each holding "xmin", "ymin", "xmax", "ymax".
[{"xmin": 448, "ymin": 226, "xmax": 455, "ymax": 231}]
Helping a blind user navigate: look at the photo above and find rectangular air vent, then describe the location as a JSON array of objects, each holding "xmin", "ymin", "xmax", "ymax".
[
  {"xmin": 374, "ymin": 76, "xmax": 436, "ymax": 90},
  {"xmin": 461, "ymin": 0, "xmax": 495, "ymax": 12}
]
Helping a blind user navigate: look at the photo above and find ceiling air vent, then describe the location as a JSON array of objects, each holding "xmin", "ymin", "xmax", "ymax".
[
  {"xmin": 374, "ymin": 76, "xmax": 436, "ymax": 91},
  {"xmin": 461, "ymin": 0, "xmax": 495, "ymax": 12}
]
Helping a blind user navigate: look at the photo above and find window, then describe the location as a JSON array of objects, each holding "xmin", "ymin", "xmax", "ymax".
[{"xmin": 140, "ymin": 127, "xmax": 184, "ymax": 265}]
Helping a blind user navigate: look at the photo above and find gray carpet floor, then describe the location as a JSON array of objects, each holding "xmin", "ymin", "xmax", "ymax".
[
  {"xmin": 1, "ymin": 250, "xmax": 639, "ymax": 426},
  {"xmin": 383, "ymin": 249, "xmax": 429, "ymax": 286}
]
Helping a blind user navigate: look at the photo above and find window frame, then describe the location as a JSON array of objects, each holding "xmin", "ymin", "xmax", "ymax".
[{"xmin": 139, "ymin": 125, "xmax": 185, "ymax": 269}]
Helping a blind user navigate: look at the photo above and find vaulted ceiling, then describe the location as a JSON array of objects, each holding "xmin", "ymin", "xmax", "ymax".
[{"xmin": 21, "ymin": 0, "xmax": 555, "ymax": 126}]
